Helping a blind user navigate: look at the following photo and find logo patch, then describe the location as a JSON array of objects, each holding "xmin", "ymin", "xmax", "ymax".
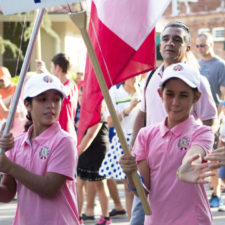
[
  {"xmin": 43, "ymin": 75, "xmax": 53, "ymax": 83},
  {"xmin": 178, "ymin": 137, "xmax": 190, "ymax": 151},
  {"xmin": 173, "ymin": 64, "xmax": 183, "ymax": 71},
  {"xmin": 39, "ymin": 146, "xmax": 50, "ymax": 159}
]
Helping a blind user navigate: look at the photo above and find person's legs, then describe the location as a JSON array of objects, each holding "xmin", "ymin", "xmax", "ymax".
[
  {"xmin": 95, "ymin": 180, "xmax": 109, "ymax": 218},
  {"xmin": 95, "ymin": 180, "xmax": 112, "ymax": 225},
  {"xmin": 218, "ymin": 167, "xmax": 225, "ymax": 211},
  {"xmin": 106, "ymin": 179, "xmax": 125, "ymax": 211},
  {"xmin": 85, "ymin": 181, "xmax": 96, "ymax": 216},
  {"xmin": 209, "ymin": 138, "xmax": 223, "ymax": 207},
  {"xmin": 123, "ymin": 179, "xmax": 134, "ymax": 220},
  {"xmin": 77, "ymin": 177, "xmax": 86, "ymax": 217},
  {"xmin": 130, "ymin": 195, "xmax": 145, "ymax": 225}
]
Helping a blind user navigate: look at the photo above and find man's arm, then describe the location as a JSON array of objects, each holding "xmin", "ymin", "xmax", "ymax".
[{"xmin": 131, "ymin": 110, "xmax": 146, "ymax": 147}]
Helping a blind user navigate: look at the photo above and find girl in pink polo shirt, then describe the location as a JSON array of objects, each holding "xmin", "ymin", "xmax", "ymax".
[
  {"xmin": 0, "ymin": 73, "xmax": 79, "ymax": 225},
  {"xmin": 120, "ymin": 63, "xmax": 215, "ymax": 225}
]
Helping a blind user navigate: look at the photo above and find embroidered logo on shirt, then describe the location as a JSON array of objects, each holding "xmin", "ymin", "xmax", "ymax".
[
  {"xmin": 178, "ymin": 137, "xmax": 190, "ymax": 151},
  {"xmin": 173, "ymin": 64, "xmax": 183, "ymax": 71},
  {"xmin": 39, "ymin": 146, "xmax": 50, "ymax": 159},
  {"xmin": 43, "ymin": 75, "xmax": 53, "ymax": 83}
]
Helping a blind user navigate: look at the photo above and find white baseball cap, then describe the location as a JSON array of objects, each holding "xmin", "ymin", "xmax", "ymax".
[
  {"xmin": 23, "ymin": 73, "xmax": 66, "ymax": 100},
  {"xmin": 159, "ymin": 63, "xmax": 200, "ymax": 91}
]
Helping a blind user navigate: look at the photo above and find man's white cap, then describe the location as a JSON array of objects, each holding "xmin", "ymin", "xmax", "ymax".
[
  {"xmin": 159, "ymin": 63, "xmax": 200, "ymax": 91},
  {"xmin": 23, "ymin": 73, "xmax": 66, "ymax": 100}
]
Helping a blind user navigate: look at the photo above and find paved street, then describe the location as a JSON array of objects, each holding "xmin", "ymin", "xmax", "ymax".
[{"xmin": 0, "ymin": 183, "xmax": 225, "ymax": 225}]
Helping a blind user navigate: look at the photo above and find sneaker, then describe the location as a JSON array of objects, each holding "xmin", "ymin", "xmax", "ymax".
[
  {"xmin": 109, "ymin": 208, "xmax": 126, "ymax": 217},
  {"xmin": 209, "ymin": 193, "xmax": 223, "ymax": 207},
  {"xmin": 82, "ymin": 213, "xmax": 95, "ymax": 222},
  {"xmin": 96, "ymin": 217, "xmax": 112, "ymax": 225},
  {"xmin": 218, "ymin": 204, "xmax": 225, "ymax": 212}
]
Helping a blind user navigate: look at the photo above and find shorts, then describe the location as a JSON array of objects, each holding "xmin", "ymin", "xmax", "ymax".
[{"xmin": 218, "ymin": 166, "xmax": 225, "ymax": 179}]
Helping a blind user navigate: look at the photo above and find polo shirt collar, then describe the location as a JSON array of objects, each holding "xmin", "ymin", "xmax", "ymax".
[
  {"xmin": 21, "ymin": 122, "xmax": 61, "ymax": 146},
  {"xmin": 160, "ymin": 115, "xmax": 195, "ymax": 137}
]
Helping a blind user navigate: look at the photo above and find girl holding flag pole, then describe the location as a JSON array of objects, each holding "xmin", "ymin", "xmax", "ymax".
[
  {"xmin": 0, "ymin": 73, "xmax": 79, "ymax": 225},
  {"xmin": 120, "ymin": 63, "xmax": 215, "ymax": 225}
]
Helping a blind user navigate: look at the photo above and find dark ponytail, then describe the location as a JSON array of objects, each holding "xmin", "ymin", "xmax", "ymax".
[{"xmin": 24, "ymin": 98, "xmax": 33, "ymax": 132}]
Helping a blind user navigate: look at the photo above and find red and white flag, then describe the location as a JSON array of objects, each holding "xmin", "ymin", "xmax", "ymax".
[{"xmin": 78, "ymin": 0, "xmax": 171, "ymax": 142}]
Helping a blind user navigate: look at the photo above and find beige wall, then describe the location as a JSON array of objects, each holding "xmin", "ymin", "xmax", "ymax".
[{"xmin": 30, "ymin": 19, "xmax": 86, "ymax": 74}]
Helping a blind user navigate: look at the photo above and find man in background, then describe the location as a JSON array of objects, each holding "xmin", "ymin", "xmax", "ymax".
[{"xmin": 196, "ymin": 32, "xmax": 225, "ymax": 209}]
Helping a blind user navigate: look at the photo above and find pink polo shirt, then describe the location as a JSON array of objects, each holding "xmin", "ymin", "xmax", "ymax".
[
  {"xmin": 140, "ymin": 64, "xmax": 217, "ymax": 126},
  {"xmin": 7, "ymin": 122, "xmax": 79, "ymax": 225},
  {"xmin": 133, "ymin": 116, "xmax": 214, "ymax": 225}
]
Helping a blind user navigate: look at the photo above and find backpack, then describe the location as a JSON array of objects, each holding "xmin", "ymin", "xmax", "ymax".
[{"xmin": 144, "ymin": 68, "xmax": 157, "ymax": 125}]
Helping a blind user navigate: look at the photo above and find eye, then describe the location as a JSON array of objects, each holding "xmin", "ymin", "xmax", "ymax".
[
  {"xmin": 180, "ymin": 94, "xmax": 188, "ymax": 98},
  {"xmin": 54, "ymin": 97, "xmax": 61, "ymax": 102},
  {"xmin": 174, "ymin": 38, "xmax": 182, "ymax": 43},
  {"xmin": 38, "ymin": 97, "xmax": 46, "ymax": 102}
]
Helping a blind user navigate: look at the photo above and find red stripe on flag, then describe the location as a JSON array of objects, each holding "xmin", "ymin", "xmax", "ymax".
[{"xmin": 78, "ymin": 2, "xmax": 156, "ymax": 143}]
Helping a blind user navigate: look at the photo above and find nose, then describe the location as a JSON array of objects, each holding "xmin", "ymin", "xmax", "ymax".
[
  {"xmin": 167, "ymin": 38, "xmax": 175, "ymax": 46},
  {"xmin": 46, "ymin": 100, "xmax": 56, "ymax": 108},
  {"xmin": 172, "ymin": 96, "xmax": 179, "ymax": 105}
]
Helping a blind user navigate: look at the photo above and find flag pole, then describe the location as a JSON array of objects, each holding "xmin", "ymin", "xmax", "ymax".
[
  {"xmin": 0, "ymin": 8, "xmax": 45, "ymax": 154},
  {"xmin": 70, "ymin": 11, "xmax": 151, "ymax": 215}
]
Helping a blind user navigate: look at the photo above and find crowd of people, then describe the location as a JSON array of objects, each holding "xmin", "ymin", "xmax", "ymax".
[{"xmin": 0, "ymin": 21, "xmax": 225, "ymax": 225}]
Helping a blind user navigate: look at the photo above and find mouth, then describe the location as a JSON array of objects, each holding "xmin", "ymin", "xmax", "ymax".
[
  {"xmin": 44, "ymin": 112, "xmax": 55, "ymax": 116},
  {"xmin": 165, "ymin": 49, "xmax": 175, "ymax": 53}
]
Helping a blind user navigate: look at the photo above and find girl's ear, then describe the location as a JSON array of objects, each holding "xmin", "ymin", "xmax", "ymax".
[
  {"xmin": 194, "ymin": 92, "xmax": 201, "ymax": 103},
  {"xmin": 157, "ymin": 88, "xmax": 163, "ymax": 99}
]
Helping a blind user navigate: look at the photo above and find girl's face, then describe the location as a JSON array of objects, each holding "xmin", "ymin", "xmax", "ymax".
[
  {"xmin": 158, "ymin": 78, "xmax": 200, "ymax": 129},
  {"xmin": 25, "ymin": 90, "xmax": 62, "ymax": 133}
]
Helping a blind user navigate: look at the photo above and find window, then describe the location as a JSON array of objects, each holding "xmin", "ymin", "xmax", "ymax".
[
  {"xmin": 212, "ymin": 27, "xmax": 225, "ymax": 41},
  {"xmin": 198, "ymin": 28, "xmax": 210, "ymax": 34}
]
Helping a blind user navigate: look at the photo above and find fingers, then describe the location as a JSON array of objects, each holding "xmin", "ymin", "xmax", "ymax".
[
  {"xmin": 119, "ymin": 155, "xmax": 137, "ymax": 173},
  {"xmin": 196, "ymin": 172, "xmax": 215, "ymax": 184},
  {"xmin": 0, "ymin": 132, "xmax": 14, "ymax": 151}
]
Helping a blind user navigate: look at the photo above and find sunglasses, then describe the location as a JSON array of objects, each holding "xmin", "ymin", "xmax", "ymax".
[{"xmin": 196, "ymin": 44, "xmax": 206, "ymax": 48}]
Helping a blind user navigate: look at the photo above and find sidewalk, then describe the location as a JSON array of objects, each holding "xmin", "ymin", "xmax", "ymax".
[{"xmin": 0, "ymin": 183, "xmax": 225, "ymax": 225}]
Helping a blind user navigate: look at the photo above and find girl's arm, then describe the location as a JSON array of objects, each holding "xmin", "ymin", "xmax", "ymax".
[
  {"xmin": 177, "ymin": 145, "xmax": 215, "ymax": 184},
  {"xmin": 204, "ymin": 139, "xmax": 225, "ymax": 169},
  {"xmin": 79, "ymin": 122, "xmax": 102, "ymax": 155},
  {"xmin": 0, "ymin": 174, "xmax": 16, "ymax": 202},
  {"xmin": 119, "ymin": 155, "xmax": 150, "ymax": 195},
  {"xmin": 0, "ymin": 153, "xmax": 67, "ymax": 199}
]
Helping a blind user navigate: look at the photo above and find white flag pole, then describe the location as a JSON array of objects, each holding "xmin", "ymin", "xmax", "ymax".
[
  {"xmin": 0, "ymin": 8, "xmax": 45, "ymax": 154},
  {"xmin": 70, "ymin": 11, "xmax": 151, "ymax": 215}
]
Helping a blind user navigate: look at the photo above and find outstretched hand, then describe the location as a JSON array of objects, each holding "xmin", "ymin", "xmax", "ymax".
[
  {"xmin": 204, "ymin": 146, "xmax": 225, "ymax": 169},
  {"xmin": 178, "ymin": 154, "xmax": 215, "ymax": 184}
]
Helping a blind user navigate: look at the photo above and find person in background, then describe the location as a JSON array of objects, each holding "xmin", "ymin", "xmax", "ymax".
[
  {"xmin": 76, "ymin": 72, "xmax": 84, "ymax": 91},
  {"xmin": 36, "ymin": 53, "xmax": 78, "ymax": 139},
  {"xmin": 0, "ymin": 67, "xmax": 16, "ymax": 121},
  {"xmin": 120, "ymin": 63, "xmax": 214, "ymax": 225},
  {"xmin": 0, "ymin": 73, "xmax": 79, "ymax": 225},
  {"xmin": 99, "ymin": 77, "xmax": 141, "ymax": 220},
  {"xmin": 196, "ymin": 32, "xmax": 225, "ymax": 208},
  {"xmin": 77, "ymin": 98, "xmax": 111, "ymax": 225},
  {"xmin": 129, "ymin": 21, "xmax": 217, "ymax": 225}
]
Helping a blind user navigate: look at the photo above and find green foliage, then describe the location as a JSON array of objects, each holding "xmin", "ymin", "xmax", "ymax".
[
  {"xmin": 0, "ymin": 37, "xmax": 24, "ymax": 59},
  {"xmin": 24, "ymin": 11, "xmax": 59, "ymax": 42},
  {"xmin": 11, "ymin": 75, "xmax": 19, "ymax": 84}
]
